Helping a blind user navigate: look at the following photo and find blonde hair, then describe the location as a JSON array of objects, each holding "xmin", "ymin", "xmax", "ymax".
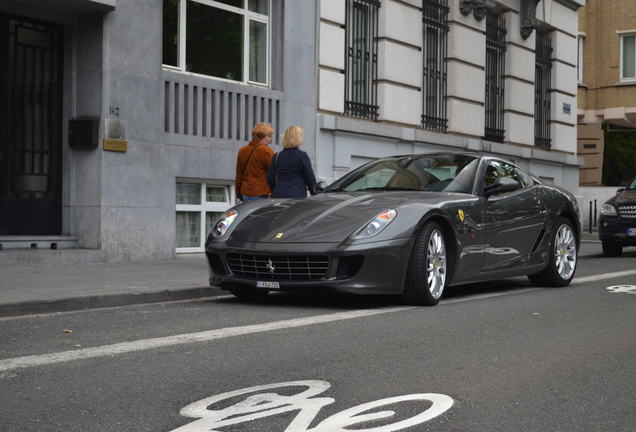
[
  {"xmin": 282, "ymin": 126, "xmax": 304, "ymax": 149},
  {"xmin": 251, "ymin": 122, "xmax": 274, "ymax": 140}
]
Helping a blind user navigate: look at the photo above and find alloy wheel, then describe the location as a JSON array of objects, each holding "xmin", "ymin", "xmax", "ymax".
[
  {"xmin": 554, "ymin": 224, "xmax": 577, "ymax": 280},
  {"xmin": 427, "ymin": 229, "xmax": 446, "ymax": 299}
]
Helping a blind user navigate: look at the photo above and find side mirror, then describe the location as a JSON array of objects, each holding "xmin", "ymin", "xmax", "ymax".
[
  {"xmin": 484, "ymin": 176, "xmax": 522, "ymax": 197},
  {"xmin": 616, "ymin": 188, "xmax": 625, "ymax": 195},
  {"xmin": 314, "ymin": 181, "xmax": 327, "ymax": 194}
]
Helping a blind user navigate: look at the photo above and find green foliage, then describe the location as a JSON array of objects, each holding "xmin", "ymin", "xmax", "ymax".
[{"xmin": 602, "ymin": 127, "xmax": 636, "ymax": 186}]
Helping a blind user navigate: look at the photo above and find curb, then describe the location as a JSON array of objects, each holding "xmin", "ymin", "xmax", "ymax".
[{"xmin": 0, "ymin": 286, "xmax": 225, "ymax": 318}]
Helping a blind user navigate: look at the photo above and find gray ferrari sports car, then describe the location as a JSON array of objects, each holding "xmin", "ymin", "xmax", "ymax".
[{"xmin": 206, "ymin": 153, "xmax": 580, "ymax": 306}]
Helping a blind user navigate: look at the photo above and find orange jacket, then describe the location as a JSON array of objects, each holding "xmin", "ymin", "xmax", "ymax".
[{"xmin": 235, "ymin": 141, "xmax": 274, "ymax": 197}]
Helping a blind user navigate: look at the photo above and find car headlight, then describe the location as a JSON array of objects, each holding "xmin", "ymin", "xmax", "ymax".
[
  {"xmin": 352, "ymin": 209, "xmax": 397, "ymax": 240},
  {"xmin": 600, "ymin": 203, "xmax": 617, "ymax": 215},
  {"xmin": 212, "ymin": 209, "xmax": 238, "ymax": 237}
]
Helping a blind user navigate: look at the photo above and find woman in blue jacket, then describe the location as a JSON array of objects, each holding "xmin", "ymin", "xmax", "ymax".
[{"xmin": 268, "ymin": 126, "xmax": 317, "ymax": 198}]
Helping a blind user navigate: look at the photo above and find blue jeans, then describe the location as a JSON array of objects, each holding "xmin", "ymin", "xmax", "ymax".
[{"xmin": 242, "ymin": 195, "xmax": 268, "ymax": 201}]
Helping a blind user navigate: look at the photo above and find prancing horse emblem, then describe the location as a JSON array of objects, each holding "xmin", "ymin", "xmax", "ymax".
[{"xmin": 266, "ymin": 258, "xmax": 275, "ymax": 274}]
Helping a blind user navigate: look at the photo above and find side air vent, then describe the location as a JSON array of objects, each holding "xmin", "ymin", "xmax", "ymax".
[{"xmin": 531, "ymin": 229, "xmax": 546, "ymax": 253}]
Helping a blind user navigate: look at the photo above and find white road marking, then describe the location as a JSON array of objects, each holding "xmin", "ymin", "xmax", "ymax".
[
  {"xmin": 572, "ymin": 269, "xmax": 636, "ymax": 284},
  {"xmin": 0, "ymin": 306, "xmax": 413, "ymax": 373},
  {"xmin": 2, "ymin": 268, "xmax": 636, "ymax": 373},
  {"xmin": 606, "ymin": 285, "xmax": 636, "ymax": 294},
  {"xmin": 171, "ymin": 380, "xmax": 454, "ymax": 432}
]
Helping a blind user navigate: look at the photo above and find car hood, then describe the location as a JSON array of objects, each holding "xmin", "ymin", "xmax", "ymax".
[
  {"xmin": 614, "ymin": 189, "xmax": 636, "ymax": 206},
  {"xmin": 228, "ymin": 192, "xmax": 446, "ymax": 243}
]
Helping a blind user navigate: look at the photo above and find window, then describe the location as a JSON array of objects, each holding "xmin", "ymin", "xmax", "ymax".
[
  {"xmin": 484, "ymin": 13, "xmax": 506, "ymax": 142},
  {"xmin": 344, "ymin": 0, "xmax": 380, "ymax": 121},
  {"xmin": 162, "ymin": 0, "xmax": 270, "ymax": 85},
  {"xmin": 326, "ymin": 155, "xmax": 478, "ymax": 194},
  {"xmin": 620, "ymin": 33, "xmax": 636, "ymax": 81},
  {"xmin": 176, "ymin": 182, "xmax": 234, "ymax": 252},
  {"xmin": 483, "ymin": 160, "xmax": 523, "ymax": 194},
  {"xmin": 577, "ymin": 35, "xmax": 584, "ymax": 83},
  {"xmin": 534, "ymin": 32, "xmax": 552, "ymax": 150},
  {"xmin": 422, "ymin": 0, "xmax": 449, "ymax": 132},
  {"xmin": 515, "ymin": 166, "xmax": 538, "ymax": 188}
]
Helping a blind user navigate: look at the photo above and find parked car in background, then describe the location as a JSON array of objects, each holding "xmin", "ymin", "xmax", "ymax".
[
  {"xmin": 599, "ymin": 176, "xmax": 636, "ymax": 256},
  {"xmin": 206, "ymin": 153, "xmax": 581, "ymax": 306}
]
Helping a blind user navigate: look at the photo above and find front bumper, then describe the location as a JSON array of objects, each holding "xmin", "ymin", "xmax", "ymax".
[
  {"xmin": 599, "ymin": 215, "xmax": 636, "ymax": 245},
  {"xmin": 205, "ymin": 237, "xmax": 413, "ymax": 295}
]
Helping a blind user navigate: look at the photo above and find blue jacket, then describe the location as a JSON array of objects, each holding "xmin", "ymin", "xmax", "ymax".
[{"xmin": 267, "ymin": 148, "xmax": 317, "ymax": 198}]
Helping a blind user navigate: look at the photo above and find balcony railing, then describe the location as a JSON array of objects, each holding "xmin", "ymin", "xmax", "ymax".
[{"xmin": 163, "ymin": 69, "xmax": 283, "ymax": 144}]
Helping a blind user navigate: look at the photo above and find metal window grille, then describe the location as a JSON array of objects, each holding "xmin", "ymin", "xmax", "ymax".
[
  {"xmin": 484, "ymin": 13, "xmax": 506, "ymax": 142},
  {"xmin": 344, "ymin": 0, "xmax": 380, "ymax": 121},
  {"xmin": 422, "ymin": 0, "xmax": 449, "ymax": 132},
  {"xmin": 534, "ymin": 31, "xmax": 552, "ymax": 150}
]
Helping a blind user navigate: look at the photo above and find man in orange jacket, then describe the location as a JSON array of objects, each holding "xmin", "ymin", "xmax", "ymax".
[{"xmin": 235, "ymin": 123, "xmax": 275, "ymax": 201}]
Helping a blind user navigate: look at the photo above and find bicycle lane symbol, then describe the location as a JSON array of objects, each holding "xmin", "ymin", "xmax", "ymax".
[
  {"xmin": 606, "ymin": 285, "xmax": 636, "ymax": 295},
  {"xmin": 170, "ymin": 380, "xmax": 454, "ymax": 432}
]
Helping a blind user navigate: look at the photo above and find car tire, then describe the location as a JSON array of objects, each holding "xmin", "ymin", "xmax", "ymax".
[
  {"xmin": 402, "ymin": 221, "xmax": 447, "ymax": 306},
  {"xmin": 229, "ymin": 287, "xmax": 269, "ymax": 301},
  {"xmin": 528, "ymin": 217, "xmax": 578, "ymax": 287},
  {"xmin": 601, "ymin": 240, "xmax": 622, "ymax": 257}
]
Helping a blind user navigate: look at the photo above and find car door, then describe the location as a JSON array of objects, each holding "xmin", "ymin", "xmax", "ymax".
[{"xmin": 481, "ymin": 160, "xmax": 547, "ymax": 271}]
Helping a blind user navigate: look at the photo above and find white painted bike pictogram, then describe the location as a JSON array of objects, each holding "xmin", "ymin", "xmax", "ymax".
[
  {"xmin": 170, "ymin": 380, "xmax": 454, "ymax": 432},
  {"xmin": 606, "ymin": 285, "xmax": 636, "ymax": 294}
]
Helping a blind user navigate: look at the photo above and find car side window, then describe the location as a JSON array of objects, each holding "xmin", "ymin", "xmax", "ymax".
[
  {"xmin": 483, "ymin": 161, "xmax": 523, "ymax": 194},
  {"xmin": 515, "ymin": 167, "xmax": 536, "ymax": 188}
]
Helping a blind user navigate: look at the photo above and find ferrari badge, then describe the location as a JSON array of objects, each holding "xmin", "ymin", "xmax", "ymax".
[{"xmin": 457, "ymin": 209, "xmax": 465, "ymax": 223}]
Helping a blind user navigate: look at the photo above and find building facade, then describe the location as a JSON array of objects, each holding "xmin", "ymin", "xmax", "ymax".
[
  {"xmin": 576, "ymin": 0, "xmax": 636, "ymax": 186},
  {"xmin": 0, "ymin": 0, "xmax": 583, "ymax": 264},
  {"xmin": 318, "ymin": 0, "xmax": 583, "ymax": 188}
]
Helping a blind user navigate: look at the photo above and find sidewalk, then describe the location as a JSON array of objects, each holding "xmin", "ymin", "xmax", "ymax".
[{"xmin": 0, "ymin": 254, "xmax": 222, "ymax": 318}]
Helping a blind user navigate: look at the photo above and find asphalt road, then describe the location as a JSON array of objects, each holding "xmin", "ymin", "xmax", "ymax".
[{"xmin": 1, "ymin": 243, "xmax": 635, "ymax": 432}]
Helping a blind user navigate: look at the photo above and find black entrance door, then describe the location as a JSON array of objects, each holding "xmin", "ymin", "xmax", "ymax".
[{"xmin": 0, "ymin": 14, "xmax": 63, "ymax": 235}]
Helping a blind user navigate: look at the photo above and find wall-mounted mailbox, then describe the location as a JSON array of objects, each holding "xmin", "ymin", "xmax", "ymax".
[{"xmin": 69, "ymin": 117, "xmax": 99, "ymax": 149}]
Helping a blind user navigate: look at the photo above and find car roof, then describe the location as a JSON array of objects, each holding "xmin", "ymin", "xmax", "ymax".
[{"xmin": 386, "ymin": 152, "xmax": 483, "ymax": 159}]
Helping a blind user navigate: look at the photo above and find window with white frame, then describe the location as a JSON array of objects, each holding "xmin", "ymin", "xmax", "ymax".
[
  {"xmin": 176, "ymin": 181, "xmax": 234, "ymax": 253},
  {"xmin": 577, "ymin": 35, "xmax": 584, "ymax": 83},
  {"xmin": 621, "ymin": 33, "xmax": 636, "ymax": 81},
  {"xmin": 163, "ymin": 0, "xmax": 270, "ymax": 85}
]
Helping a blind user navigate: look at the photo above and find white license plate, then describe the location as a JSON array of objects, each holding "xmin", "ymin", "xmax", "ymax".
[
  {"xmin": 256, "ymin": 281, "xmax": 280, "ymax": 289},
  {"xmin": 627, "ymin": 228, "xmax": 636, "ymax": 237}
]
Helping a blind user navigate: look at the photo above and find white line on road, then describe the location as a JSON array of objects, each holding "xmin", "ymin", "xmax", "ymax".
[
  {"xmin": 572, "ymin": 268, "xmax": 636, "ymax": 284},
  {"xmin": 1, "ymin": 268, "xmax": 635, "ymax": 373},
  {"xmin": 0, "ymin": 306, "xmax": 414, "ymax": 373}
]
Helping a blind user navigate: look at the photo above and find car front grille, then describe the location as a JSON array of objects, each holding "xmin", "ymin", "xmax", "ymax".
[
  {"xmin": 226, "ymin": 253, "xmax": 330, "ymax": 281},
  {"xmin": 618, "ymin": 205, "xmax": 636, "ymax": 218}
]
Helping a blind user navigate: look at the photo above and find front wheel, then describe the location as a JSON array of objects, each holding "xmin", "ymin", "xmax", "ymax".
[
  {"xmin": 402, "ymin": 222, "xmax": 447, "ymax": 306},
  {"xmin": 528, "ymin": 217, "xmax": 577, "ymax": 287}
]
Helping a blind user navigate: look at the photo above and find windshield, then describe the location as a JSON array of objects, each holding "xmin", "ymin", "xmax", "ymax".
[
  {"xmin": 629, "ymin": 177, "xmax": 636, "ymax": 190},
  {"xmin": 324, "ymin": 155, "xmax": 479, "ymax": 194}
]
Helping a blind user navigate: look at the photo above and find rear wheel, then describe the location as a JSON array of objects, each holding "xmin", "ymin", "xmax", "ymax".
[
  {"xmin": 602, "ymin": 240, "xmax": 622, "ymax": 257},
  {"xmin": 402, "ymin": 222, "xmax": 447, "ymax": 306},
  {"xmin": 528, "ymin": 217, "xmax": 577, "ymax": 287}
]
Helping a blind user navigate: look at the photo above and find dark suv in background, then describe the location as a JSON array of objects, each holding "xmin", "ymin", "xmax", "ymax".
[{"xmin": 599, "ymin": 176, "xmax": 636, "ymax": 256}]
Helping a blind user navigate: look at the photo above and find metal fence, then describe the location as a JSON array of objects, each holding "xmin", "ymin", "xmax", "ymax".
[
  {"xmin": 344, "ymin": 0, "xmax": 380, "ymax": 121},
  {"xmin": 534, "ymin": 32, "xmax": 552, "ymax": 150},
  {"xmin": 484, "ymin": 13, "xmax": 506, "ymax": 142},
  {"xmin": 422, "ymin": 0, "xmax": 449, "ymax": 132}
]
